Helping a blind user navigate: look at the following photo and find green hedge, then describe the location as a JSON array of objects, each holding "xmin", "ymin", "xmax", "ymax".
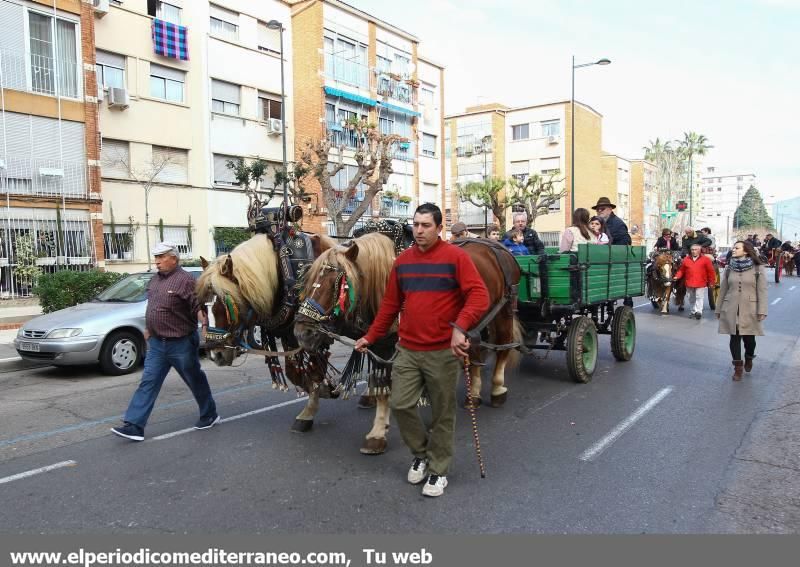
[{"xmin": 35, "ymin": 270, "xmax": 126, "ymax": 314}]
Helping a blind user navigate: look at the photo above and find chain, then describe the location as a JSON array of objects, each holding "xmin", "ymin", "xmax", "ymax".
[{"xmin": 462, "ymin": 357, "xmax": 486, "ymax": 479}]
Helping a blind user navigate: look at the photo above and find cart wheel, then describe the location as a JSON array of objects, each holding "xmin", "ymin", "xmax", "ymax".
[
  {"xmin": 610, "ymin": 306, "xmax": 636, "ymax": 361},
  {"xmin": 566, "ymin": 316, "xmax": 598, "ymax": 383},
  {"xmin": 775, "ymin": 254, "xmax": 784, "ymax": 283}
]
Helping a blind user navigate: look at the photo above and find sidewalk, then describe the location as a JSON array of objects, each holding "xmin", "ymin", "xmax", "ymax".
[{"xmin": 0, "ymin": 300, "xmax": 42, "ymax": 359}]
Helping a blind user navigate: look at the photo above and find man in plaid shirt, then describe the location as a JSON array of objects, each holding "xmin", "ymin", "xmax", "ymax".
[{"xmin": 111, "ymin": 242, "xmax": 219, "ymax": 441}]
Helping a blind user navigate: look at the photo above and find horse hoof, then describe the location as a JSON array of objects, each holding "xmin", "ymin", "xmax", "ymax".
[
  {"xmin": 357, "ymin": 395, "xmax": 377, "ymax": 409},
  {"xmin": 464, "ymin": 396, "xmax": 482, "ymax": 409},
  {"xmin": 490, "ymin": 392, "xmax": 507, "ymax": 408},
  {"xmin": 291, "ymin": 419, "xmax": 313, "ymax": 433},
  {"xmin": 359, "ymin": 438, "xmax": 387, "ymax": 455}
]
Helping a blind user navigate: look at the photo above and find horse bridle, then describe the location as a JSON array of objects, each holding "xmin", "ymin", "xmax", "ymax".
[
  {"xmin": 205, "ymin": 292, "xmax": 255, "ymax": 351},
  {"xmin": 297, "ymin": 263, "xmax": 355, "ymax": 325}
]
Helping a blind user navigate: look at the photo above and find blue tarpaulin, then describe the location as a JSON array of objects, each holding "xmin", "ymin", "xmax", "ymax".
[{"xmin": 323, "ymin": 86, "xmax": 377, "ymax": 107}]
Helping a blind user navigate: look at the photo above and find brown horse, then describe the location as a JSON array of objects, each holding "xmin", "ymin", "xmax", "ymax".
[
  {"xmin": 293, "ymin": 233, "xmax": 521, "ymax": 455},
  {"xmin": 647, "ymin": 251, "xmax": 677, "ymax": 315},
  {"xmin": 195, "ymin": 232, "xmax": 337, "ymax": 422},
  {"xmin": 783, "ymin": 250, "xmax": 795, "ymax": 276}
]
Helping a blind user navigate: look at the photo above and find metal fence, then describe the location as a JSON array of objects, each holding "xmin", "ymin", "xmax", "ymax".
[{"xmin": 0, "ymin": 155, "xmax": 87, "ymax": 199}]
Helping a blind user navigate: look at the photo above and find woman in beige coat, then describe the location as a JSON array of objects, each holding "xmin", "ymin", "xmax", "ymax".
[{"xmin": 715, "ymin": 240, "xmax": 768, "ymax": 381}]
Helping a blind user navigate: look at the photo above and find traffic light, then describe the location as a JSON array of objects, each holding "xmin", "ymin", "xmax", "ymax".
[{"xmin": 676, "ymin": 200, "xmax": 688, "ymax": 211}]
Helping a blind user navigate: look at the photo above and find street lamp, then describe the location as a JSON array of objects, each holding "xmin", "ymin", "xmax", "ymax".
[
  {"xmin": 570, "ymin": 56, "xmax": 610, "ymax": 213},
  {"xmin": 267, "ymin": 20, "xmax": 288, "ymax": 209}
]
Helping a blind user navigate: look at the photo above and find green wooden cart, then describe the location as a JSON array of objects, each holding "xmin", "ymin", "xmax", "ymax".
[{"xmin": 515, "ymin": 244, "xmax": 647, "ymax": 382}]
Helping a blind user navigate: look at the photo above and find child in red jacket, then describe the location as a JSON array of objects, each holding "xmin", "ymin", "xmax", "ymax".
[{"xmin": 675, "ymin": 243, "xmax": 716, "ymax": 319}]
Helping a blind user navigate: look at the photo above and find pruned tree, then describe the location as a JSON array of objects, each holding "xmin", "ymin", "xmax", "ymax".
[
  {"xmin": 508, "ymin": 171, "xmax": 567, "ymax": 227},
  {"xmin": 296, "ymin": 118, "xmax": 405, "ymax": 236},
  {"xmin": 455, "ymin": 176, "xmax": 510, "ymax": 230},
  {"xmin": 102, "ymin": 148, "xmax": 174, "ymax": 270}
]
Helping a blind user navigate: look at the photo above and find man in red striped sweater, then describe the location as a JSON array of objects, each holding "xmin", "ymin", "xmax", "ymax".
[{"xmin": 355, "ymin": 203, "xmax": 489, "ymax": 497}]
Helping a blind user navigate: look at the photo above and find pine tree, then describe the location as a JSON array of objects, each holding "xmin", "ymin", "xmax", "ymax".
[{"xmin": 732, "ymin": 185, "xmax": 774, "ymax": 230}]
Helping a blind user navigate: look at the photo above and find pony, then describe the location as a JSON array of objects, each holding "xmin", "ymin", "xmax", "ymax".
[
  {"xmin": 646, "ymin": 251, "xmax": 677, "ymax": 315},
  {"xmin": 294, "ymin": 233, "xmax": 522, "ymax": 455},
  {"xmin": 782, "ymin": 250, "xmax": 795, "ymax": 276},
  {"xmin": 196, "ymin": 231, "xmax": 338, "ymax": 424}
]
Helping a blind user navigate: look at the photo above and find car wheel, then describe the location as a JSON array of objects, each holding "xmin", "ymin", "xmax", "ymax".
[{"xmin": 99, "ymin": 331, "xmax": 143, "ymax": 376}]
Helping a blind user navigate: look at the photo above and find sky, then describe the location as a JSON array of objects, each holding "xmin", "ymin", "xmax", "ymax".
[{"xmin": 346, "ymin": 0, "xmax": 800, "ymax": 202}]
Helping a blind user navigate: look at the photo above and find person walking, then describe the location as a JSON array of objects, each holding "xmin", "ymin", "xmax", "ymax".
[
  {"xmin": 559, "ymin": 208, "xmax": 592, "ymax": 252},
  {"xmin": 674, "ymin": 243, "xmax": 716, "ymax": 319},
  {"xmin": 354, "ymin": 203, "xmax": 490, "ymax": 498},
  {"xmin": 111, "ymin": 242, "xmax": 219, "ymax": 441},
  {"xmin": 502, "ymin": 212, "xmax": 545, "ymax": 254},
  {"xmin": 715, "ymin": 240, "xmax": 768, "ymax": 381}
]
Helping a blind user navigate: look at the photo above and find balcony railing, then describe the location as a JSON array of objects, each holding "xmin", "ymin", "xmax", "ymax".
[
  {"xmin": 458, "ymin": 202, "xmax": 488, "ymax": 227},
  {"xmin": 327, "ymin": 123, "xmax": 366, "ymax": 149},
  {"xmin": 0, "ymin": 48, "xmax": 80, "ymax": 99},
  {"xmin": 324, "ymin": 52, "xmax": 370, "ymax": 89},
  {"xmin": 0, "ymin": 156, "xmax": 88, "ymax": 199},
  {"xmin": 380, "ymin": 200, "xmax": 412, "ymax": 218},
  {"xmin": 376, "ymin": 74, "xmax": 415, "ymax": 104},
  {"xmin": 394, "ymin": 141, "xmax": 416, "ymax": 162}
]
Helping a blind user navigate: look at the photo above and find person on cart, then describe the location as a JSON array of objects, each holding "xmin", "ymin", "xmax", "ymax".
[
  {"xmin": 674, "ymin": 243, "xmax": 716, "ymax": 320},
  {"xmin": 680, "ymin": 227, "xmax": 712, "ymax": 257},
  {"xmin": 761, "ymin": 233, "xmax": 782, "ymax": 265},
  {"xmin": 503, "ymin": 212, "xmax": 545, "ymax": 255},
  {"xmin": 654, "ymin": 228, "xmax": 679, "ymax": 252}
]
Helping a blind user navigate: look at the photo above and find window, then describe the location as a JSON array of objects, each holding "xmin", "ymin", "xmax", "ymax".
[
  {"xmin": 422, "ymin": 134, "xmax": 436, "ymax": 157},
  {"xmin": 421, "ymin": 88, "xmax": 435, "ymax": 107},
  {"xmin": 213, "ymin": 154, "xmax": 238, "ymax": 187},
  {"xmin": 100, "ymin": 139, "xmax": 130, "ymax": 179},
  {"xmin": 512, "ymin": 124, "xmax": 529, "ymax": 141},
  {"xmin": 540, "ymin": 157, "xmax": 560, "ymax": 175},
  {"xmin": 28, "ymin": 12, "xmax": 79, "ymax": 98},
  {"xmin": 210, "ymin": 5, "xmax": 238, "ymax": 41},
  {"xmin": 96, "ymin": 50, "xmax": 125, "ymax": 92},
  {"xmin": 377, "ymin": 56, "xmax": 391, "ymax": 74},
  {"xmin": 324, "ymin": 33, "xmax": 368, "ymax": 88},
  {"xmin": 510, "ymin": 160, "xmax": 529, "ymax": 184},
  {"xmin": 147, "ymin": 0, "xmax": 181, "ymax": 25},
  {"xmin": 393, "ymin": 53, "xmax": 411, "ymax": 77},
  {"xmin": 257, "ymin": 21, "xmax": 281, "ymax": 54},
  {"xmin": 379, "ymin": 117, "xmax": 393, "ymax": 136},
  {"xmin": 149, "ymin": 63, "xmax": 184, "ymax": 102},
  {"xmin": 152, "ymin": 146, "xmax": 188, "ymax": 184},
  {"xmin": 211, "ymin": 80, "xmax": 240, "ymax": 115},
  {"xmin": 259, "ymin": 93, "xmax": 282, "ymax": 121},
  {"xmin": 541, "ymin": 119, "xmax": 560, "ymax": 137}
]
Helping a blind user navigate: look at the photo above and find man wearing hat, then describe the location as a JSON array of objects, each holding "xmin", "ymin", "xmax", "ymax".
[
  {"xmin": 592, "ymin": 197, "xmax": 631, "ymax": 246},
  {"xmin": 111, "ymin": 242, "xmax": 219, "ymax": 441},
  {"xmin": 449, "ymin": 221, "xmax": 476, "ymax": 240}
]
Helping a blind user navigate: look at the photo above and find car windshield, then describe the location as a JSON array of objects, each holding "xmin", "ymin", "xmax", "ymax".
[{"xmin": 94, "ymin": 273, "xmax": 154, "ymax": 303}]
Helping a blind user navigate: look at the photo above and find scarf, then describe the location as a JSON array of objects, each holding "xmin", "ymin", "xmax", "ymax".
[{"xmin": 729, "ymin": 256, "xmax": 754, "ymax": 273}]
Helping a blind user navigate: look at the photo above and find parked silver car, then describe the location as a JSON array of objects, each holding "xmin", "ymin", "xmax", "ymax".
[{"xmin": 14, "ymin": 268, "xmax": 203, "ymax": 375}]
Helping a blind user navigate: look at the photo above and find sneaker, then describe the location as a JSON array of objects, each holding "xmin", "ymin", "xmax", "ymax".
[
  {"xmin": 407, "ymin": 457, "xmax": 428, "ymax": 484},
  {"xmin": 695, "ymin": 312, "xmax": 702, "ymax": 320},
  {"xmin": 110, "ymin": 422, "xmax": 144, "ymax": 442},
  {"xmin": 194, "ymin": 414, "xmax": 221, "ymax": 430},
  {"xmin": 422, "ymin": 474, "xmax": 448, "ymax": 497}
]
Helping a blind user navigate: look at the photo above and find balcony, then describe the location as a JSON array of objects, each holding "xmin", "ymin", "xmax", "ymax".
[
  {"xmin": 0, "ymin": 48, "xmax": 80, "ymax": 99},
  {"xmin": 327, "ymin": 123, "xmax": 365, "ymax": 149},
  {"xmin": 0, "ymin": 156, "xmax": 88, "ymax": 199},
  {"xmin": 380, "ymin": 200, "xmax": 412, "ymax": 218},
  {"xmin": 458, "ymin": 202, "xmax": 488, "ymax": 227},
  {"xmin": 376, "ymin": 74, "xmax": 415, "ymax": 105},
  {"xmin": 394, "ymin": 141, "xmax": 416, "ymax": 162},
  {"xmin": 324, "ymin": 52, "xmax": 370, "ymax": 90}
]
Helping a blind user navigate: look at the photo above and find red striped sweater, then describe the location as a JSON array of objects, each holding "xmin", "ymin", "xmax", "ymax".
[{"xmin": 364, "ymin": 238, "xmax": 490, "ymax": 351}]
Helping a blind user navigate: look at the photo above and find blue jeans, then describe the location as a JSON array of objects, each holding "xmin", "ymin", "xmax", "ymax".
[{"xmin": 124, "ymin": 332, "xmax": 216, "ymax": 429}]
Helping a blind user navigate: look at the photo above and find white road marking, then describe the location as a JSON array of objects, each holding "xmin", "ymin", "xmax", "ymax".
[
  {"xmin": 0, "ymin": 460, "xmax": 77, "ymax": 485},
  {"xmin": 790, "ymin": 286, "xmax": 796, "ymax": 291},
  {"xmin": 771, "ymin": 297, "xmax": 782, "ymax": 305},
  {"xmin": 633, "ymin": 303, "xmax": 650, "ymax": 309},
  {"xmin": 579, "ymin": 387, "xmax": 673, "ymax": 462},
  {"xmin": 153, "ymin": 397, "xmax": 308, "ymax": 440}
]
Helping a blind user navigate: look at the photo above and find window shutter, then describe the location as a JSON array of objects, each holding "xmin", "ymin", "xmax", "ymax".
[
  {"xmin": 210, "ymin": 4, "xmax": 238, "ymax": 24},
  {"xmin": 96, "ymin": 50, "xmax": 126, "ymax": 69},
  {"xmin": 258, "ymin": 22, "xmax": 281, "ymax": 52},
  {"xmin": 211, "ymin": 80, "xmax": 240, "ymax": 104},
  {"xmin": 540, "ymin": 157, "xmax": 560, "ymax": 172},
  {"xmin": 213, "ymin": 154, "xmax": 238, "ymax": 186},
  {"xmin": 101, "ymin": 139, "xmax": 130, "ymax": 178},
  {"xmin": 153, "ymin": 146, "xmax": 188, "ymax": 184},
  {"xmin": 510, "ymin": 160, "xmax": 529, "ymax": 175},
  {"xmin": 149, "ymin": 62, "xmax": 185, "ymax": 82}
]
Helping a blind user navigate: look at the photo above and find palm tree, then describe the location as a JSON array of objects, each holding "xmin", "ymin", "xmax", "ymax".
[{"xmin": 678, "ymin": 132, "xmax": 713, "ymax": 225}]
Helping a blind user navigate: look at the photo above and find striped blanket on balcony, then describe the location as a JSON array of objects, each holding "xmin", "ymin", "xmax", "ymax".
[{"xmin": 152, "ymin": 18, "xmax": 189, "ymax": 61}]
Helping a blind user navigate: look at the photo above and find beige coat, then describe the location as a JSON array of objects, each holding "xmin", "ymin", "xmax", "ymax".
[{"xmin": 715, "ymin": 264, "xmax": 768, "ymax": 336}]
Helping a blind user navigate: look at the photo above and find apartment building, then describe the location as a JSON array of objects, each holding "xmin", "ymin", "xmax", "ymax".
[
  {"xmin": 289, "ymin": 0, "xmax": 445, "ymax": 235},
  {"xmin": 700, "ymin": 166, "xmax": 756, "ymax": 246},
  {"xmin": 95, "ymin": 0, "xmax": 291, "ymax": 272},
  {"xmin": 600, "ymin": 154, "xmax": 631, "ymax": 226},
  {"xmin": 0, "ymin": 0, "xmax": 102, "ymax": 298},
  {"xmin": 445, "ymin": 100, "xmax": 603, "ymax": 243},
  {"xmin": 629, "ymin": 159, "xmax": 657, "ymax": 246}
]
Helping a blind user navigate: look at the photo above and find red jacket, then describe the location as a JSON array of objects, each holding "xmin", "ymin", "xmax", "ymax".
[
  {"xmin": 364, "ymin": 238, "xmax": 490, "ymax": 351},
  {"xmin": 675, "ymin": 255, "xmax": 716, "ymax": 287}
]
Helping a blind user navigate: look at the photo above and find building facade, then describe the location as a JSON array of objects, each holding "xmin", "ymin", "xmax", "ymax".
[
  {"xmin": 95, "ymin": 0, "xmax": 292, "ymax": 272},
  {"xmin": 630, "ymin": 159, "xmax": 657, "ymax": 247},
  {"xmin": 0, "ymin": 0, "xmax": 102, "ymax": 297},
  {"xmin": 700, "ymin": 166, "xmax": 756, "ymax": 247},
  {"xmin": 289, "ymin": 0, "xmax": 445, "ymax": 236}
]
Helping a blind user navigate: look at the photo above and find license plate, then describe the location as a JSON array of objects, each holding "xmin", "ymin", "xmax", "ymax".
[{"xmin": 19, "ymin": 342, "xmax": 40, "ymax": 352}]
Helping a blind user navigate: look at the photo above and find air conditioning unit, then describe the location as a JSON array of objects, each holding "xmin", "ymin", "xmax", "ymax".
[
  {"xmin": 39, "ymin": 167, "xmax": 64, "ymax": 177},
  {"xmin": 547, "ymin": 135, "xmax": 559, "ymax": 144},
  {"xmin": 93, "ymin": 0, "xmax": 110, "ymax": 17},
  {"xmin": 107, "ymin": 87, "xmax": 129, "ymax": 109},
  {"xmin": 268, "ymin": 118, "xmax": 283, "ymax": 135}
]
